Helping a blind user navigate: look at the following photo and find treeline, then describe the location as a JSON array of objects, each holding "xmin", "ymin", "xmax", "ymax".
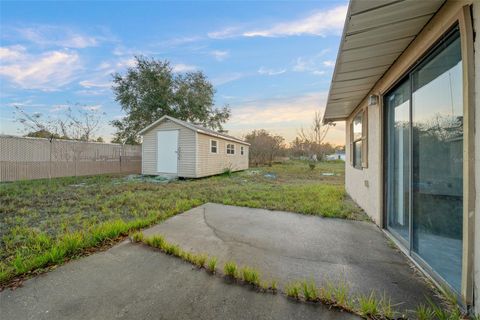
[{"xmin": 245, "ymin": 130, "xmax": 343, "ymax": 167}]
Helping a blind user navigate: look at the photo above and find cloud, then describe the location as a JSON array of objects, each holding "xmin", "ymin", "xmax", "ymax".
[
  {"xmin": 158, "ymin": 36, "xmax": 204, "ymax": 48},
  {"xmin": 13, "ymin": 26, "xmax": 100, "ymax": 48},
  {"xmin": 225, "ymin": 92, "xmax": 345, "ymax": 145},
  {"xmin": 210, "ymin": 50, "xmax": 229, "ymax": 61},
  {"xmin": 211, "ymin": 72, "xmax": 246, "ymax": 86},
  {"xmin": 50, "ymin": 104, "xmax": 69, "ymax": 112},
  {"xmin": 207, "ymin": 27, "xmax": 241, "ymax": 39},
  {"xmin": 243, "ymin": 6, "xmax": 347, "ymax": 37},
  {"xmin": 208, "ymin": 6, "xmax": 347, "ymax": 39},
  {"xmin": 257, "ymin": 66, "xmax": 286, "ymax": 76},
  {"xmin": 172, "ymin": 63, "xmax": 197, "ymax": 72},
  {"xmin": 82, "ymin": 104, "xmax": 102, "ymax": 111},
  {"xmin": 79, "ymin": 80, "xmax": 111, "ymax": 88},
  {"xmin": 0, "ymin": 46, "xmax": 82, "ymax": 91},
  {"xmin": 323, "ymin": 60, "xmax": 336, "ymax": 67},
  {"xmin": 292, "ymin": 52, "xmax": 331, "ymax": 75}
]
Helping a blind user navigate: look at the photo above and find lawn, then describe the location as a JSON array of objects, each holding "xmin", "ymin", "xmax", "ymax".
[{"xmin": 0, "ymin": 160, "xmax": 364, "ymax": 286}]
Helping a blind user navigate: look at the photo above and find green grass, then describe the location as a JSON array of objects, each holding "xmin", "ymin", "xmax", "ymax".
[
  {"xmin": 223, "ymin": 261, "xmax": 238, "ymax": 278},
  {"xmin": 240, "ymin": 266, "xmax": 260, "ymax": 286},
  {"xmin": 357, "ymin": 292, "xmax": 380, "ymax": 317},
  {"xmin": 0, "ymin": 160, "xmax": 363, "ymax": 286},
  {"xmin": 301, "ymin": 279, "xmax": 318, "ymax": 301},
  {"xmin": 206, "ymin": 256, "xmax": 217, "ymax": 273},
  {"xmin": 285, "ymin": 282, "xmax": 301, "ymax": 300}
]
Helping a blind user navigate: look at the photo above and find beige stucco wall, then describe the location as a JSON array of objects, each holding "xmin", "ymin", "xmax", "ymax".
[
  {"xmin": 141, "ymin": 119, "xmax": 196, "ymax": 177},
  {"xmin": 472, "ymin": 1, "xmax": 479, "ymax": 314},
  {"xmin": 196, "ymin": 133, "xmax": 249, "ymax": 177},
  {"xmin": 345, "ymin": 104, "xmax": 382, "ymax": 225}
]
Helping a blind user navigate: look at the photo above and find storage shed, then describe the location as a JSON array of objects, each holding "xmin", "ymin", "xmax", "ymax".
[{"xmin": 139, "ymin": 115, "xmax": 249, "ymax": 178}]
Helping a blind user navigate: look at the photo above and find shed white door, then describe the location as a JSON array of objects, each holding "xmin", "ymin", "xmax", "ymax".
[{"xmin": 157, "ymin": 130, "xmax": 178, "ymax": 174}]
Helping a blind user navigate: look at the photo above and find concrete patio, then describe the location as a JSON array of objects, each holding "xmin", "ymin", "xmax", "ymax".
[
  {"xmin": 0, "ymin": 203, "xmax": 439, "ymax": 319},
  {"xmin": 144, "ymin": 203, "xmax": 438, "ymax": 311}
]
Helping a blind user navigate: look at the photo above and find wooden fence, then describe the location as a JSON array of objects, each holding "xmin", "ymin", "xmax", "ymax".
[{"xmin": 0, "ymin": 135, "xmax": 141, "ymax": 182}]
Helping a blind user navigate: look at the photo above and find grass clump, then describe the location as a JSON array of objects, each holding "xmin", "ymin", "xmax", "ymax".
[
  {"xmin": 223, "ymin": 261, "xmax": 238, "ymax": 278},
  {"xmin": 285, "ymin": 282, "xmax": 301, "ymax": 300},
  {"xmin": 193, "ymin": 253, "xmax": 208, "ymax": 268},
  {"xmin": 357, "ymin": 292, "xmax": 379, "ymax": 317},
  {"xmin": 301, "ymin": 279, "xmax": 318, "ymax": 301},
  {"xmin": 130, "ymin": 232, "xmax": 144, "ymax": 243},
  {"xmin": 415, "ymin": 304, "xmax": 435, "ymax": 320},
  {"xmin": 206, "ymin": 257, "xmax": 217, "ymax": 273},
  {"xmin": 240, "ymin": 266, "xmax": 260, "ymax": 286},
  {"xmin": 378, "ymin": 292, "xmax": 395, "ymax": 319}
]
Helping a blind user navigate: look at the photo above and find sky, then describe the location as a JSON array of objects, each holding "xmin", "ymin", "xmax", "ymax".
[{"xmin": 0, "ymin": 0, "xmax": 347, "ymax": 145}]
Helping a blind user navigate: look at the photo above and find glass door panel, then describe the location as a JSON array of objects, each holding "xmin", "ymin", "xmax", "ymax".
[
  {"xmin": 411, "ymin": 30, "xmax": 463, "ymax": 292},
  {"xmin": 385, "ymin": 80, "xmax": 411, "ymax": 243}
]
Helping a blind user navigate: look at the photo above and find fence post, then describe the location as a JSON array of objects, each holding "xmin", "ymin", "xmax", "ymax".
[
  {"xmin": 74, "ymin": 142, "xmax": 77, "ymax": 177},
  {"xmin": 49, "ymin": 138, "xmax": 52, "ymax": 180}
]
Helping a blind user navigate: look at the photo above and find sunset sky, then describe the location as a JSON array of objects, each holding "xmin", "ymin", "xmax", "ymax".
[{"xmin": 0, "ymin": 1, "xmax": 347, "ymax": 145}]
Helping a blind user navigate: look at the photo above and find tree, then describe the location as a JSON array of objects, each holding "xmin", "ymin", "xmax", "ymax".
[
  {"xmin": 15, "ymin": 104, "xmax": 105, "ymax": 142},
  {"xmin": 294, "ymin": 111, "xmax": 335, "ymax": 160},
  {"xmin": 244, "ymin": 129, "xmax": 285, "ymax": 166},
  {"xmin": 111, "ymin": 56, "xmax": 231, "ymax": 144}
]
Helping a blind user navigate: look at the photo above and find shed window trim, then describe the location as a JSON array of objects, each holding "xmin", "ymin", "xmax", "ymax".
[
  {"xmin": 226, "ymin": 143, "xmax": 235, "ymax": 155},
  {"xmin": 210, "ymin": 139, "xmax": 218, "ymax": 154},
  {"xmin": 350, "ymin": 108, "xmax": 368, "ymax": 169}
]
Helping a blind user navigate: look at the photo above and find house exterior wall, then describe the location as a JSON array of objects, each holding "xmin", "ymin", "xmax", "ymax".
[
  {"xmin": 345, "ymin": 0, "xmax": 473, "ymax": 226},
  {"xmin": 344, "ymin": 0, "xmax": 478, "ymax": 309},
  {"xmin": 473, "ymin": 0, "xmax": 480, "ymax": 314},
  {"xmin": 141, "ymin": 119, "xmax": 196, "ymax": 177},
  {"xmin": 345, "ymin": 103, "xmax": 382, "ymax": 224},
  {"xmin": 196, "ymin": 133, "xmax": 249, "ymax": 177}
]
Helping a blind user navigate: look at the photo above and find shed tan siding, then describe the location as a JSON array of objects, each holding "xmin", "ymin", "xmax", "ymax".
[
  {"xmin": 141, "ymin": 119, "xmax": 196, "ymax": 177},
  {"xmin": 196, "ymin": 133, "xmax": 248, "ymax": 177}
]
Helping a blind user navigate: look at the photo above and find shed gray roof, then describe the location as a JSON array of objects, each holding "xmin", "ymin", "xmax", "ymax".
[
  {"xmin": 138, "ymin": 115, "xmax": 250, "ymax": 146},
  {"xmin": 323, "ymin": 0, "xmax": 446, "ymax": 121}
]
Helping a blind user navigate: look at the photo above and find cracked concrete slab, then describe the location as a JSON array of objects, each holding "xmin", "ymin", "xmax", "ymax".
[
  {"xmin": 0, "ymin": 240, "xmax": 357, "ymax": 320},
  {"xmin": 143, "ymin": 203, "xmax": 439, "ymax": 311}
]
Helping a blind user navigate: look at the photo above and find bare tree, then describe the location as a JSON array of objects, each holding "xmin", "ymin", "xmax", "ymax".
[
  {"xmin": 295, "ymin": 111, "xmax": 335, "ymax": 160},
  {"xmin": 14, "ymin": 103, "xmax": 105, "ymax": 142}
]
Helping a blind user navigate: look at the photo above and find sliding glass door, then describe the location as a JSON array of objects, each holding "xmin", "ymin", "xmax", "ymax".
[
  {"xmin": 385, "ymin": 80, "xmax": 410, "ymax": 244},
  {"xmin": 385, "ymin": 27, "xmax": 463, "ymax": 292}
]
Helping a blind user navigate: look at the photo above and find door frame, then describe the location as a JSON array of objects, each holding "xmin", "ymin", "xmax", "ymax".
[
  {"xmin": 156, "ymin": 129, "xmax": 179, "ymax": 174},
  {"xmin": 380, "ymin": 5, "xmax": 475, "ymax": 307}
]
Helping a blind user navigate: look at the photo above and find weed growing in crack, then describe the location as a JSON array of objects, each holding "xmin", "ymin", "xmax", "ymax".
[
  {"xmin": 240, "ymin": 266, "xmax": 260, "ymax": 286},
  {"xmin": 301, "ymin": 279, "xmax": 318, "ymax": 301},
  {"xmin": 285, "ymin": 282, "xmax": 301, "ymax": 300},
  {"xmin": 194, "ymin": 254, "xmax": 208, "ymax": 268},
  {"xmin": 357, "ymin": 291, "xmax": 379, "ymax": 317},
  {"xmin": 206, "ymin": 257, "xmax": 217, "ymax": 273},
  {"xmin": 415, "ymin": 304, "xmax": 435, "ymax": 320},
  {"xmin": 131, "ymin": 232, "xmax": 144, "ymax": 242},
  {"xmin": 224, "ymin": 261, "xmax": 238, "ymax": 278},
  {"xmin": 378, "ymin": 292, "xmax": 396, "ymax": 319}
]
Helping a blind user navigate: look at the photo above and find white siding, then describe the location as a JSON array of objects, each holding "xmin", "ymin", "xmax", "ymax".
[
  {"xmin": 141, "ymin": 119, "xmax": 196, "ymax": 177},
  {"xmin": 196, "ymin": 133, "xmax": 249, "ymax": 177}
]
